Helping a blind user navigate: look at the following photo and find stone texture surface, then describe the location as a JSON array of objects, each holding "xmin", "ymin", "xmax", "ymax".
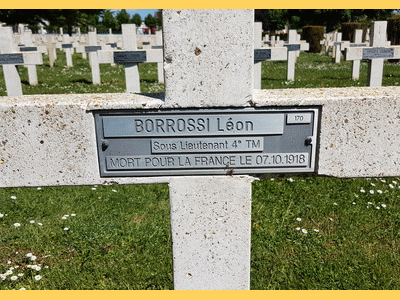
[
  {"xmin": 254, "ymin": 86, "xmax": 400, "ymax": 178},
  {"xmin": 163, "ymin": 9, "xmax": 254, "ymax": 107},
  {"xmin": 169, "ymin": 176, "xmax": 254, "ymax": 290},
  {"xmin": 3, "ymin": 87, "xmax": 400, "ymax": 186}
]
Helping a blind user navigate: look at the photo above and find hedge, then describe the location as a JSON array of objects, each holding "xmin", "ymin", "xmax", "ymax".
[
  {"xmin": 388, "ymin": 16, "xmax": 400, "ymax": 45},
  {"xmin": 301, "ymin": 26, "xmax": 325, "ymax": 53},
  {"xmin": 341, "ymin": 22, "xmax": 369, "ymax": 42}
]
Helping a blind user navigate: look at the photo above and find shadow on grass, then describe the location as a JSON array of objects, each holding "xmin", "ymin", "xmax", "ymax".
[{"xmin": 71, "ymin": 78, "xmax": 92, "ymax": 84}]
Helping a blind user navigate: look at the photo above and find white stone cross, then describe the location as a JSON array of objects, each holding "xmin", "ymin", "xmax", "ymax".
[
  {"xmin": 61, "ymin": 33, "xmax": 74, "ymax": 67},
  {"xmin": 341, "ymin": 29, "xmax": 368, "ymax": 80},
  {"xmin": 0, "ymin": 27, "xmax": 42, "ymax": 96},
  {"xmin": 5, "ymin": 10, "xmax": 400, "ymax": 291},
  {"xmin": 330, "ymin": 32, "xmax": 343, "ymax": 63},
  {"xmin": 285, "ymin": 29, "xmax": 309, "ymax": 80},
  {"xmin": 46, "ymin": 35, "xmax": 57, "ymax": 68},
  {"xmin": 88, "ymin": 31, "xmax": 101, "ymax": 85},
  {"xmin": 345, "ymin": 21, "xmax": 400, "ymax": 87},
  {"xmin": 18, "ymin": 30, "xmax": 40, "ymax": 85},
  {"xmin": 121, "ymin": 24, "xmax": 141, "ymax": 93}
]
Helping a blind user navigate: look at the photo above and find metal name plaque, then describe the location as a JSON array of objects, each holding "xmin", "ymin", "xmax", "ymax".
[
  {"xmin": 94, "ymin": 107, "xmax": 319, "ymax": 177},
  {"xmin": 114, "ymin": 51, "xmax": 147, "ymax": 64},
  {"xmin": 85, "ymin": 46, "xmax": 102, "ymax": 53},
  {"xmin": 143, "ymin": 42, "xmax": 150, "ymax": 45},
  {"xmin": 20, "ymin": 47, "xmax": 37, "ymax": 52},
  {"xmin": 254, "ymin": 49, "xmax": 272, "ymax": 61},
  {"xmin": 62, "ymin": 44, "xmax": 73, "ymax": 49},
  {"xmin": 106, "ymin": 43, "xmax": 117, "ymax": 48},
  {"xmin": 334, "ymin": 42, "xmax": 342, "ymax": 46},
  {"xmin": 0, "ymin": 53, "xmax": 24, "ymax": 65},
  {"xmin": 362, "ymin": 47, "xmax": 394, "ymax": 59},
  {"xmin": 152, "ymin": 45, "xmax": 163, "ymax": 49},
  {"xmin": 350, "ymin": 43, "xmax": 368, "ymax": 47},
  {"xmin": 285, "ymin": 44, "xmax": 301, "ymax": 51}
]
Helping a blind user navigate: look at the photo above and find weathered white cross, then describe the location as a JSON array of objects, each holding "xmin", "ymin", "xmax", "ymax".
[
  {"xmin": 345, "ymin": 21, "xmax": 400, "ymax": 87},
  {"xmin": 0, "ymin": 27, "xmax": 43, "ymax": 96},
  {"xmin": 2, "ymin": 10, "xmax": 400, "ymax": 290}
]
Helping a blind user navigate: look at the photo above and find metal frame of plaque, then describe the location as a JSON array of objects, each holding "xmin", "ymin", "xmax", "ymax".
[
  {"xmin": 0, "ymin": 53, "xmax": 24, "ymax": 65},
  {"xmin": 94, "ymin": 107, "xmax": 320, "ymax": 177},
  {"xmin": 113, "ymin": 51, "xmax": 147, "ymax": 64},
  {"xmin": 20, "ymin": 47, "xmax": 37, "ymax": 52},
  {"xmin": 254, "ymin": 49, "xmax": 272, "ymax": 62},
  {"xmin": 85, "ymin": 46, "xmax": 102, "ymax": 53},
  {"xmin": 362, "ymin": 47, "xmax": 394, "ymax": 60},
  {"xmin": 62, "ymin": 44, "xmax": 73, "ymax": 49},
  {"xmin": 284, "ymin": 44, "xmax": 301, "ymax": 51}
]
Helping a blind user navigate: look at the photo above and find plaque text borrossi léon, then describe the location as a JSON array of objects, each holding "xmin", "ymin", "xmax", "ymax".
[{"xmin": 94, "ymin": 107, "xmax": 320, "ymax": 177}]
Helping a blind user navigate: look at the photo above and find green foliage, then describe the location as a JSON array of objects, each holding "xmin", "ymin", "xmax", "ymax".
[
  {"xmin": 388, "ymin": 16, "xmax": 400, "ymax": 45},
  {"xmin": 115, "ymin": 9, "xmax": 131, "ymax": 30},
  {"xmin": 255, "ymin": 9, "xmax": 394, "ymax": 33},
  {"xmin": 144, "ymin": 14, "xmax": 156, "ymax": 29},
  {"xmin": 44, "ymin": 10, "xmax": 103, "ymax": 35},
  {"xmin": 301, "ymin": 26, "xmax": 325, "ymax": 53},
  {"xmin": 100, "ymin": 10, "xmax": 118, "ymax": 32},
  {"xmin": 131, "ymin": 13, "xmax": 142, "ymax": 27}
]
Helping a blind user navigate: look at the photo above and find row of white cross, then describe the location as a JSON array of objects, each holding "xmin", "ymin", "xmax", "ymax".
[{"xmin": 1, "ymin": 20, "xmax": 399, "ymax": 96}]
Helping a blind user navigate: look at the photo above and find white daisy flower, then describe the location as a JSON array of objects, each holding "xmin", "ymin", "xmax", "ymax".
[
  {"xmin": 38, "ymin": 223, "xmax": 43, "ymax": 226},
  {"xmin": 34, "ymin": 275, "xmax": 42, "ymax": 281},
  {"xmin": 13, "ymin": 223, "xmax": 21, "ymax": 227},
  {"xmin": 30, "ymin": 220, "xmax": 35, "ymax": 224},
  {"xmin": 376, "ymin": 206, "xmax": 380, "ymax": 210},
  {"xmin": 360, "ymin": 189, "xmax": 365, "ymax": 193},
  {"xmin": 302, "ymin": 229, "xmax": 308, "ymax": 234},
  {"xmin": 10, "ymin": 275, "xmax": 18, "ymax": 281},
  {"xmin": 296, "ymin": 218, "xmax": 302, "ymax": 222},
  {"xmin": 64, "ymin": 227, "xmax": 69, "ymax": 231},
  {"xmin": 313, "ymin": 229, "xmax": 319, "ymax": 232},
  {"xmin": 71, "ymin": 214, "xmax": 76, "ymax": 217},
  {"xmin": 377, "ymin": 190, "xmax": 383, "ymax": 194},
  {"xmin": 30, "ymin": 256, "xmax": 37, "ymax": 261},
  {"xmin": 61, "ymin": 216, "xmax": 67, "ymax": 220},
  {"xmin": 10, "ymin": 196, "xmax": 17, "ymax": 200},
  {"xmin": 370, "ymin": 190, "xmax": 374, "ymax": 194},
  {"xmin": 381, "ymin": 204, "xmax": 387, "ymax": 208},
  {"xmin": 0, "ymin": 213, "xmax": 4, "ymax": 218},
  {"xmin": 26, "ymin": 253, "xmax": 33, "ymax": 257},
  {"xmin": 19, "ymin": 287, "xmax": 26, "ymax": 290},
  {"xmin": 389, "ymin": 184, "xmax": 394, "ymax": 189},
  {"xmin": 371, "ymin": 183, "xmax": 376, "ymax": 186},
  {"xmin": 18, "ymin": 273, "xmax": 23, "ymax": 277},
  {"xmin": 296, "ymin": 227, "xmax": 301, "ymax": 231}
]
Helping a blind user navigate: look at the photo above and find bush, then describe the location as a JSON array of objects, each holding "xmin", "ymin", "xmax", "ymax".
[
  {"xmin": 301, "ymin": 26, "xmax": 324, "ymax": 53},
  {"xmin": 341, "ymin": 22, "xmax": 368, "ymax": 42},
  {"xmin": 388, "ymin": 16, "xmax": 400, "ymax": 45}
]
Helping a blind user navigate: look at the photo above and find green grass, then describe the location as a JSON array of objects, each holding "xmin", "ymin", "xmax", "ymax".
[{"xmin": 1, "ymin": 50, "xmax": 400, "ymax": 289}]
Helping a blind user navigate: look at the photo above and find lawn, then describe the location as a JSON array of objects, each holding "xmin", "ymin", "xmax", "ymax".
[{"xmin": 1, "ymin": 49, "xmax": 400, "ymax": 289}]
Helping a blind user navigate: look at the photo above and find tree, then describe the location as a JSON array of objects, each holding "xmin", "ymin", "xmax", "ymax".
[
  {"xmin": 144, "ymin": 14, "xmax": 156, "ymax": 29},
  {"xmin": 43, "ymin": 9, "xmax": 103, "ymax": 35},
  {"xmin": 131, "ymin": 13, "xmax": 142, "ymax": 27},
  {"xmin": 116, "ymin": 9, "xmax": 130, "ymax": 30},
  {"xmin": 101, "ymin": 10, "xmax": 117, "ymax": 32},
  {"xmin": 255, "ymin": 9, "xmax": 288, "ymax": 32},
  {"xmin": 255, "ymin": 9, "xmax": 395, "ymax": 33},
  {"xmin": 0, "ymin": 9, "xmax": 48, "ymax": 31}
]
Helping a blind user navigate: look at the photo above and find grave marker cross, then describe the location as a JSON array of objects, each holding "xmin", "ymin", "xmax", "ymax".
[{"xmin": 345, "ymin": 21, "xmax": 400, "ymax": 87}]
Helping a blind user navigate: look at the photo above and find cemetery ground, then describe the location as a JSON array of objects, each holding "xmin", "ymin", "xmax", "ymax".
[{"xmin": 1, "ymin": 50, "xmax": 400, "ymax": 290}]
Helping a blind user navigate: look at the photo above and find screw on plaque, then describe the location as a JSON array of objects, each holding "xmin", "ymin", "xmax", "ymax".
[
  {"xmin": 102, "ymin": 140, "xmax": 109, "ymax": 151},
  {"xmin": 305, "ymin": 137, "xmax": 313, "ymax": 146}
]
